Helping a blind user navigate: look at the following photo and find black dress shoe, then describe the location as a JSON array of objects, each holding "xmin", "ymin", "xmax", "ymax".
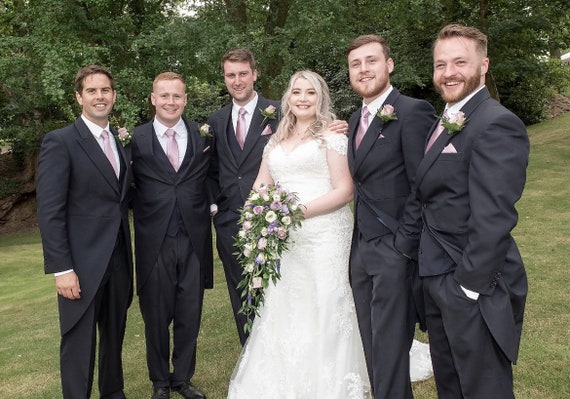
[
  {"xmin": 151, "ymin": 387, "xmax": 170, "ymax": 399},
  {"xmin": 172, "ymin": 383, "xmax": 206, "ymax": 399}
]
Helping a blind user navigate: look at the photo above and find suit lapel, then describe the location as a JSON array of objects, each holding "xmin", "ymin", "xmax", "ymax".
[
  {"xmin": 352, "ymin": 89, "xmax": 401, "ymax": 174},
  {"xmin": 216, "ymin": 104, "xmax": 239, "ymax": 168},
  {"xmin": 74, "ymin": 119, "xmax": 120, "ymax": 195},
  {"xmin": 415, "ymin": 87, "xmax": 491, "ymax": 189}
]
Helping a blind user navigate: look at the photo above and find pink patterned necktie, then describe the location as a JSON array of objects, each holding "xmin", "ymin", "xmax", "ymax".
[
  {"xmin": 236, "ymin": 107, "xmax": 247, "ymax": 149},
  {"xmin": 425, "ymin": 120, "xmax": 445, "ymax": 153},
  {"xmin": 165, "ymin": 128, "xmax": 180, "ymax": 171},
  {"xmin": 101, "ymin": 130, "xmax": 119, "ymax": 178},
  {"xmin": 355, "ymin": 106, "xmax": 370, "ymax": 150}
]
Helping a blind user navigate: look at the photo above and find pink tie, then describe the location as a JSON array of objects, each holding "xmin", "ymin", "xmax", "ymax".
[
  {"xmin": 165, "ymin": 128, "xmax": 179, "ymax": 171},
  {"xmin": 101, "ymin": 130, "xmax": 119, "ymax": 178},
  {"xmin": 355, "ymin": 106, "xmax": 370, "ymax": 150},
  {"xmin": 425, "ymin": 120, "xmax": 445, "ymax": 153},
  {"xmin": 236, "ymin": 107, "xmax": 247, "ymax": 149}
]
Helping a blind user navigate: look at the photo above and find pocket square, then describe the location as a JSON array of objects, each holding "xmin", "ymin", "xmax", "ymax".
[
  {"xmin": 261, "ymin": 125, "xmax": 273, "ymax": 136},
  {"xmin": 442, "ymin": 143, "xmax": 457, "ymax": 153},
  {"xmin": 377, "ymin": 134, "xmax": 386, "ymax": 139},
  {"xmin": 202, "ymin": 145, "xmax": 211, "ymax": 153}
]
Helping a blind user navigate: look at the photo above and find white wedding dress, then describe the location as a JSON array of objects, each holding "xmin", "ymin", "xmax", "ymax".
[
  {"xmin": 227, "ymin": 134, "xmax": 433, "ymax": 398},
  {"xmin": 227, "ymin": 134, "xmax": 372, "ymax": 399}
]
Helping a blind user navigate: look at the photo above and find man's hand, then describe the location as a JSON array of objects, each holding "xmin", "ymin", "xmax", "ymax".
[
  {"xmin": 55, "ymin": 272, "xmax": 81, "ymax": 300},
  {"xmin": 329, "ymin": 119, "xmax": 349, "ymax": 135}
]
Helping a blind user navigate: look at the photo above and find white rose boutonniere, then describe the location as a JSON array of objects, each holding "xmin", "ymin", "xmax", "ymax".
[
  {"xmin": 199, "ymin": 123, "xmax": 212, "ymax": 138},
  {"xmin": 377, "ymin": 104, "xmax": 398, "ymax": 122},
  {"xmin": 260, "ymin": 105, "xmax": 277, "ymax": 124},
  {"xmin": 440, "ymin": 111, "xmax": 467, "ymax": 134},
  {"xmin": 117, "ymin": 127, "xmax": 131, "ymax": 146}
]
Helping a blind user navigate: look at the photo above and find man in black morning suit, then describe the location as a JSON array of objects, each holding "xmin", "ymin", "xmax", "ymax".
[
  {"xmin": 346, "ymin": 35, "xmax": 436, "ymax": 399},
  {"xmin": 415, "ymin": 24, "xmax": 529, "ymax": 399},
  {"xmin": 131, "ymin": 72, "xmax": 212, "ymax": 399},
  {"xmin": 207, "ymin": 48, "xmax": 280, "ymax": 345},
  {"xmin": 37, "ymin": 65, "xmax": 133, "ymax": 399}
]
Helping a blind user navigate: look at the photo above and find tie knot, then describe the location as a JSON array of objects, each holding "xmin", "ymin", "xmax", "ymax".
[
  {"xmin": 165, "ymin": 128, "xmax": 176, "ymax": 138},
  {"xmin": 101, "ymin": 129, "xmax": 109, "ymax": 139},
  {"xmin": 362, "ymin": 106, "xmax": 370, "ymax": 119},
  {"xmin": 239, "ymin": 107, "xmax": 247, "ymax": 116}
]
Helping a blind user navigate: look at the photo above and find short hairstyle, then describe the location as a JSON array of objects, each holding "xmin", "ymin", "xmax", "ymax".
[
  {"xmin": 221, "ymin": 48, "xmax": 257, "ymax": 73},
  {"xmin": 346, "ymin": 34, "xmax": 391, "ymax": 60},
  {"xmin": 433, "ymin": 24, "xmax": 488, "ymax": 58},
  {"xmin": 272, "ymin": 70, "xmax": 335, "ymax": 144},
  {"xmin": 152, "ymin": 72, "xmax": 186, "ymax": 91},
  {"xmin": 75, "ymin": 65, "xmax": 115, "ymax": 93}
]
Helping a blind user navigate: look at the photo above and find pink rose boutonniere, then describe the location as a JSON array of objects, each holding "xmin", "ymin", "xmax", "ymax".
[
  {"xmin": 377, "ymin": 104, "xmax": 398, "ymax": 122},
  {"xmin": 440, "ymin": 111, "xmax": 467, "ymax": 134},
  {"xmin": 117, "ymin": 127, "xmax": 132, "ymax": 146},
  {"xmin": 260, "ymin": 105, "xmax": 277, "ymax": 124},
  {"xmin": 199, "ymin": 123, "xmax": 212, "ymax": 138}
]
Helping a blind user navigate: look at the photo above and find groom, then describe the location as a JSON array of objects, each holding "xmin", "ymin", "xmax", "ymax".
[
  {"xmin": 346, "ymin": 34, "xmax": 435, "ymax": 399},
  {"xmin": 416, "ymin": 24, "xmax": 529, "ymax": 399}
]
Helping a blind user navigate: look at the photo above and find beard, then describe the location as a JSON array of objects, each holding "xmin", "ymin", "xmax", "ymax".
[
  {"xmin": 351, "ymin": 75, "xmax": 390, "ymax": 102},
  {"xmin": 435, "ymin": 73, "xmax": 482, "ymax": 104}
]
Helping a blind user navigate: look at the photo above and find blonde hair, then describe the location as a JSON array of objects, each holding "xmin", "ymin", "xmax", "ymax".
[{"xmin": 271, "ymin": 70, "xmax": 336, "ymax": 144}]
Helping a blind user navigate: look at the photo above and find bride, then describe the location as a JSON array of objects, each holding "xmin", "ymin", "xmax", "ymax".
[{"xmin": 227, "ymin": 70, "xmax": 431, "ymax": 399}]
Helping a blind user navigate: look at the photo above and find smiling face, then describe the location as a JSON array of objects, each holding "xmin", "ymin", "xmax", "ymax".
[
  {"xmin": 348, "ymin": 42, "xmax": 394, "ymax": 104},
  {"xmin": 223, "ymin": 60, "xmax": 258, "ymax": 106},
  {"xmin": 75, "ymin": 73, "xmax": 116, "ymax": 128},
  {"xmin": 287, "ymin": 77, "xmax": 318, "ymax": 122},
  {"xmin": 433, "ymin": 36, "xmax": 488, "ymax": 105},
  {"xmin": 151, "ymin": 78, "xmax": 187, "ymax": 127}
]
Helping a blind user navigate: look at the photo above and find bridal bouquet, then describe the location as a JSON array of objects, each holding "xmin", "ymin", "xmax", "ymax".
[{"xmin": 234, "ymin": 183, "xmax": 304, "ymax": 333}]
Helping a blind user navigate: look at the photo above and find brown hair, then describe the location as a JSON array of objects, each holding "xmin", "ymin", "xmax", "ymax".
[
  {"xmin": 433, "ymin": 24, "xmax": 488, "ymax": 58},
  {"xmin": 74, "ymin": 65, "xmax": 115, "ymax": 93},
  {"xmin": 152, "ymin": 72, "xmax": 186, "ymax": 91},
  {"xmin": 220, "ymin": 48, "xmax": 257, "ymax": 73},
  {"xmin": 346, "ymin": 34, "xmax": 391, "ymax": 60}
]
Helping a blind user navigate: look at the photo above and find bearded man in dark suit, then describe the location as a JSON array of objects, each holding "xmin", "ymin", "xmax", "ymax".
[
  {"xmin": 37, "ymin": 64, "xmax": 133, "ymax": 399},
  {"xmin": 415, "ymin": 24, "xmax": 529, "ymax": 399},
  {"xmin": 346, "ymin": 34, "xmax": 436, "ymax": 399}
]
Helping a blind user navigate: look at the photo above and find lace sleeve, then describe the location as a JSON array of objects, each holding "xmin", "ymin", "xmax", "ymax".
[
  {"xmin": 263, "ymin": 136, "xmax": 277, "ymax": 157},
  {"xmin": 323, "ymin": 133, "xmax": 348, "ymax": 156}
]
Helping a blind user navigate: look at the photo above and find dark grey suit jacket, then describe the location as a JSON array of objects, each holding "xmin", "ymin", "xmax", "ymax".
[
  {"xmin": 207, "ymin": 95, "xmax": 280, "ymax": 221},
  {"xmin": 37, "ymin": 117, "xmax": 133, "ymax": 335},
  {"xmin": 415, "ymin": 86, "xmax": 529, "ymax": 363},
  {"xmin": 348, "ymin": 88, "xmax": 436, "ymax": 258},
  {"xmin": 131, "ymin": 117, "xmax": 214, "ymax": 290}
]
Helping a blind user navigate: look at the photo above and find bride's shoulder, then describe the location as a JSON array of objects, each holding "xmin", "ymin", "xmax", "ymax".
[{"xmin": 321, "ymin": 131, "xmax": 348, "ymax": 155}]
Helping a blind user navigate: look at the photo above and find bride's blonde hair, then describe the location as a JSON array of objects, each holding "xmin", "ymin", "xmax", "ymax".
[{"xmin": 271, "ymin": 70, "xmax": 336, "ymax": 144}]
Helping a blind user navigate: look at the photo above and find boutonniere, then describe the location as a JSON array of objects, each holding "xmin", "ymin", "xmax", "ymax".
[
  {"xmin": 117, "ymin": 127, "xmax": 132, "ymax": 146},
  {"xmin": 260, "ymin": 105, "xmax": 277, "ymax": 124},
  {"xmin": 377, "ymin": 104, "xmax": 398, "ymax": 122},
  {"xmin": 199, "ymin": 123, "xmax": 212, "ymax": 138},
  {"xmin": 439, "ymin": 111, "xmax": 467, "ymax": 134}
]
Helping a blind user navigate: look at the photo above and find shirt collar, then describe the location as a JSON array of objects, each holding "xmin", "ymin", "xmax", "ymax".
[
  {"xmin": 81, "ymin": 115, "xmax": 110, "ymax": 138},
  {"xmin": 153, "ymin": 118, "xmax": 187, "ymax": 138},
  {"xmin": 362, "ymin": 85, "xmax": 394, "ymax": 116},
  {"xmin": 233, "ymin": 92, "xmax": 258, "ymax": 116},
  {"xmin": 446, "ymin": 85, "xmax": 486, "ymax": 115}
]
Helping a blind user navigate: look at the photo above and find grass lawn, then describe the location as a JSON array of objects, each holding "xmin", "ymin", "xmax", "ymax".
[{"xmin": 1, "ymin": 112, "xmax": 569, "ymax": 398}]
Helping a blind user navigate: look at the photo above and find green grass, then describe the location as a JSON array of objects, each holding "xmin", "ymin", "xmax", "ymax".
[{"xmin": 1, "ymin": 112, "xmax": 569, "ymax": 398}]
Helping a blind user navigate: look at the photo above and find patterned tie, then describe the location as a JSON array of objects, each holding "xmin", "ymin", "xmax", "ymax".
[
  {"xmin": 165, "ymin": 128, "xmax": 180, "ymax": 171},
  {"xmin": 101, "ymin": 129, "xmax": 119, "ymax": 178},
  {"xmin": 355, "ymin": 106, "xmax": 370, "ymax": 150},
  {"xmin": 236, "ymin": 107, "xmax": 247, "ymax": 149},
  {"xmin": 425, "ymin": 120, "xmax": 445, "ymax": 153}
]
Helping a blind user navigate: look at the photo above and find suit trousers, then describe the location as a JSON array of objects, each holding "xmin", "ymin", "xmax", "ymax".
[
  {"xmin": 214, "ymin": 210, "xmax": 249, "ymax": 345},
  {"xmin": 423, "ymin": 273, "xmax": 514, "ymax": 399},
  {"xmin": 138, "ymin": 229, "xmax": 204, "ymax": 388},
  {"xmin": 350, "ymin": 233, "xmax": 415, "ymax": 399},
  {"xmin": 60, "ymin": 232, "xmax": 130, "ymax": 399}
]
